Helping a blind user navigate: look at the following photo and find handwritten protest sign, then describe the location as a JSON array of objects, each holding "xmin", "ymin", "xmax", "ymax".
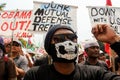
[
  {"xmin": 0, "ymin": 2, "xmax": 77, "ymax": 50},
  {"xmin": 87, "ymin": 6, "xmax": 120, "ymax": 34},
  {"xmin": 29, "ymin": 1, "xmax": 77, "ymax": 32},
  {"xmin": 0, "ymin": 10, "xmax": 33, "ymax": 38}
]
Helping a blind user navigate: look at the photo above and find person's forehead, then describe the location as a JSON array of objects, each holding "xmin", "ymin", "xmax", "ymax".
[
  {"xmin": 54, "ymin": 29, "xmax": 73, "ymax": 35},
  {"xmin": 5, "ymin": 43, "xmax": 10, "ymax": 47},
  {"xmin": 89, "ymin": 46, "xmax": 99, "ymax": 47}
]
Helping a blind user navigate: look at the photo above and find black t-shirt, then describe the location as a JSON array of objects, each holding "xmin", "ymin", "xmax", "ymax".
[
  {"xmin": 23, "ymin": 64, "xmax": 120, "ymax": 80},
  {"xmin": 81, "ymin": 60, "xmax": 109, "ymax": 71},
  {"xmin": 24, "ymin": 64, "xmax": 80, "ymax": 80}
]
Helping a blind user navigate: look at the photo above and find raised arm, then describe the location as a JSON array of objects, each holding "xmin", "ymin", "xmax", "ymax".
[{"xmin": 91, "ymin": 24, "xmax": 120, "ymax": 56}]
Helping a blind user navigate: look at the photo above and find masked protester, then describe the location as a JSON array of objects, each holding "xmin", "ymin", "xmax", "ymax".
[{"xmin": 24, "ymin": 24, "xmax": 120, "ymax": 80}]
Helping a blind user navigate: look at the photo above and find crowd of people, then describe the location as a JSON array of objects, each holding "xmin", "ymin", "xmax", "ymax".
[
  {"xmin": 0, "ymin": 39, "xmax": 49, "ymax": 80},
  {"xmin": 0, "ymin": 23, "xmax": 120, "ymax": 80}
]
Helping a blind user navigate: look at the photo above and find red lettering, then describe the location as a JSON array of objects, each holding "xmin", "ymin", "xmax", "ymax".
[
  {"xmin": 16, "ymin": 32, "xmax": 21, "ymax": 37},
  {"xmin": 19, "ymin": 21, "xmax": 27, "ymax": 30},
  {"xmin": 14, "ymin": 11, "xmax": 20, "ymax": 18},
  {"xmin": 1, "ymin": 22, "xmax": 8, "ymax": 31},
  {"xmin": 18, "ymin": 11, "xmax": 32, "ymax": 18},
  {"xmin": 8, "ymin": 11, "xmax": 15, "ymax": 18},
  {"xmin": 0, "ymin": 20, "xmax": 31, "ymax": 31},
  {"xmin": 1, "ymin": 11, "xmax": 32, "ymax": 19},
  {"xmin": 20, "ymin": 11, "xmax": 27, "ymax": 18},
  {"xmin": 1, "ymin": 12, "xmax": 8, "ymax": 18},
  {"xmin": 18, "ymin": 11, "xmax": 32, "ymax": 19},
  {"xmin": 10, "ymin": 22, "xmax": 18, "ymax": 30},
  {"xmin": 22, "ymin": 32, "xmax": 27, "ymax": 37},
  {"xmin": 25, "ymin": 20, "xmax": 31, "ymax": 30},
  {"xmin": 16, "ymin": 32, "xmax": 32, "ymax": 38},
  {"xmin": 27, "ymin": 11, "xmax": 32, "ymax": 18}
]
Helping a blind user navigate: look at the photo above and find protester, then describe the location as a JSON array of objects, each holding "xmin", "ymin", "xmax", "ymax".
[
  {"xmin": 98, "ymin": 50, "xmax": 106, "ymax": 61},
  {"xmin": 10, "ymin": 41, "xmax": 29, "ymax": 80},
  {"xmin": 0, "ymin": 41, "xmax": 17, "ymax": 80},
  {"xmin": 81, "ymin": 40, "xmax": 109, "ymax": 70},
  {"xmin": 4, "ymin": 42, "xmax": 11, "ymax": 57},
  {"xmin": 24, "ymin": 24, "xmax": 120, "ymax": 80},
  {"xmin": 33, "ymin": 53, "xmax": 49, "ymax": 66},
  {"xmin": 77, "ymin": 48, "xmax": 84, "ymax": 63}
]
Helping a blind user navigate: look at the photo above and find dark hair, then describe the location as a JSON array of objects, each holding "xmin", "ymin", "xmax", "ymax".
[
  {"xmin": 0, "ymin": 43, "xmax": 6, "ymax": 53},
  {"xmin": 115, "ymin": 56, "xmax": 120, "ymax": 71},
  {"xmin": 11, "ymin": 41, "xmax": 21, "ymax": 47}
]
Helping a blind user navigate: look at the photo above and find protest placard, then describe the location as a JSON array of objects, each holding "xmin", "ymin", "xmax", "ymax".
[{"xmin": 87, "ymin": 6, "xmax": 120, "ymax": 34}]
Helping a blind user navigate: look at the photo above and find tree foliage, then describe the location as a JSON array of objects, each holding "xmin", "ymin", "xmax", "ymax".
[{"xmin": 0, "ymin": 3, "xmax": 6, "ymax": 11}]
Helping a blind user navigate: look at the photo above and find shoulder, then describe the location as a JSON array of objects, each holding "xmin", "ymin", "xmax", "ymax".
[
  {"xmin": 79, "ymin": 60, "xmax": 86, "ymax": 64},
  {"xmin": 97, "ymin": 60, "xmax": 108, "ymax": 66},
  {"xmin": 98, "ymin": 60, "xmax": 106, "ymax": 63},
  {"xmin": 77, "ymin": 63, "xmax": 105, "ymax": 73},
  {"xmin": 4, "ymin": 57, "xmax": 15, "ymax": 65},
  {"xmin": 27, "ymin": 66, "xmax": 40, "ymax": 73},
  {"xmin": 24, "ymin": 65, "xmax": 50, "ymax": 80},
  {"xmin": 77, "ymin": 64, "xmax": 120, "ymax": 80},
  {"xmin": 4, "ymin": 58, "xmax": 16, "ymax": 70},
  {"xmin": 24, "ymin": 66, "xmax": 39, "ymax": 80},
  {"xmin": 18, "ymin": 55, "xmax": 28, "ymax": 62},
  {"xmin": 25, "ymin": 64, "xmax": 50, "ymax": 75},
  {"xmin": 19, "ymin": 55, "xmax": 27, "ymax": 59}
]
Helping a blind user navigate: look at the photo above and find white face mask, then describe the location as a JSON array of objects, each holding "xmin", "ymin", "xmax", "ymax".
[
  {"xmin": 55, "ymin": 41, "xmax": 78, "ymax": 60},
  {"xmin": 0, "ymin": 49, "xmax": 3, "ymax": 59}
]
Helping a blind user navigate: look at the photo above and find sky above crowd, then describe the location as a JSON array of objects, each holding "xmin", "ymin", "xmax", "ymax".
[{"xmin": 0, "ymin": 0, "xmax": 120, "ymax": 42}]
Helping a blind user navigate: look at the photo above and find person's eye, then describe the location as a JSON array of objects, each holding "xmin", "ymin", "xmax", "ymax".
[
  {"xmin": 53, "ymin": 37, "xmax": 60, "ymax": 43},
  {"xmin": 67, "ymin": 34, "xmax": 77, "ymax": 41}
]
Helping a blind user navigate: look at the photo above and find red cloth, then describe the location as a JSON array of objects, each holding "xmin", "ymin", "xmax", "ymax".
[
  {"xmin": 106, "ymin": 59, "xmax": 111, "ymax": 68},
  {"xmin": 106, "ymin": 0, "xmax": 112, "ymax": 6},
  {"xmin": 83, "ymin": 51, "xmax": 88, "ymax": 58},
  {"xmin": 104, "ymin": 43, "xmax": 110, "ymax": 55}
]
